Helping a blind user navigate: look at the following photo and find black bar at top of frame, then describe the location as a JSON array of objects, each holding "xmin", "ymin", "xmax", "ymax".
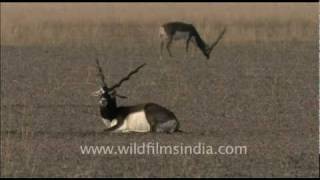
[{"xmin": 1, "ymin": 1, "xmax": 319, "ymax": 3}]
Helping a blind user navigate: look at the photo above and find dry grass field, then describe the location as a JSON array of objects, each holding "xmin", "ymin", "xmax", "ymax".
[{"xmin": 0, "ymin": 3, "xmax": 319, "ymax": 177}]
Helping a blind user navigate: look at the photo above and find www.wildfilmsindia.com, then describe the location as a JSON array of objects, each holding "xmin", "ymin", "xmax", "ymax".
[{"xmin": 80, "ymin": 142, "xmax": 247, "ymax": 155}]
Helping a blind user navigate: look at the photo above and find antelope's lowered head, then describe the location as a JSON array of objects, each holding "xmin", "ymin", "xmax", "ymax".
[
  {"xmin": 204, "ymin": 27, "xmax": 227, "ymax": 59},
  {"xmin": 159, "ymin": 21, "xmax": 226, "ymax": 60}
]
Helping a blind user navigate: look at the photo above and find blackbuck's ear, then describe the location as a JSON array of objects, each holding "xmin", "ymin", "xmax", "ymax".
[
  {"xmin": 109, "ymin": 90, "xmax": 116, "ymax": 97},
  {"xmin": 109, "ymin": 90, "xmax": 128, "ymax": 99},
  {"xmin": 116, "ymin": 94, "xmax": 128, "ymax": 99}
]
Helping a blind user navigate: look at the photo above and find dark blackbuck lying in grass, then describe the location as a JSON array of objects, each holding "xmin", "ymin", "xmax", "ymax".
[
  {"xmin": 92, "ymin": 58, "xmax": 181, "ymax": 133},
  {"xmin": 159, "ymin": 21, "xmax": 227, "ymax": 60}
]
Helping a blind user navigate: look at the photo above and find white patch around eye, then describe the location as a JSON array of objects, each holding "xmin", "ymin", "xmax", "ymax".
[
  {"xmin": 99, "ymin": 98, "xmax": 107, "ymax": 106},
  {"xmin": 92, "ymin": 88, "xmax": 105, "ymax": 96}
]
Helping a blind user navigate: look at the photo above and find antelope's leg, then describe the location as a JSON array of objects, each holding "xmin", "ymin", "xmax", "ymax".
[
  {"xmin": 185, "ymin": 36, "xmax": 192, "ymax": 59},
  {"xmin": 160, "ymin": 39, "xmax": 164, "ymax": 60},
  {"xmin": 186, "ymin": 36, "xmax": 192, "ymax": 53},
  {"xmin": 103, "ymin": 120, "xmax": 124, "ymax": 133},
  {"xmin": 166, "ymin": 38, "xmax": 173, "ymax": 57},
  {"xmin": 191, "ymin": 38, "xmax": 196, "ymax": 58}
]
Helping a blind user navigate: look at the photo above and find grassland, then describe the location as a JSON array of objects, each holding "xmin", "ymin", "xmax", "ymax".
[{"xmin": 0, "ymin": 3, "xmax": 319, "ymax": 177}]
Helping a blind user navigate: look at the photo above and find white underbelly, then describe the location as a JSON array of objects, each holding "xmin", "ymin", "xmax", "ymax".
[{"xmin": 109, "ymin": 111, "xmax": 151, "ymax": 133}]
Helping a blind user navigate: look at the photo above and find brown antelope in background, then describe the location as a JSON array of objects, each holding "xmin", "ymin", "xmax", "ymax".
[{"xmin": 159, "ymin": 21, "xmax": 226, "ymax": 60}]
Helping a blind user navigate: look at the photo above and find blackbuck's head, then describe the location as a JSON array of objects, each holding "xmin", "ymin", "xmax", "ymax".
[
  {"xmin": 92, "ymin": 58, "xmax": 146, "ymax": 108},
  {"xmin": 204, "ymin": 27, "xmax": 227, "ymax": 59}
]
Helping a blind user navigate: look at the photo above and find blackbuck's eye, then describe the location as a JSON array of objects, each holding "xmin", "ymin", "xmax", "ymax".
[{"xmin": 99, "ymin": 98, "xmax": 108, "ymax": 106}]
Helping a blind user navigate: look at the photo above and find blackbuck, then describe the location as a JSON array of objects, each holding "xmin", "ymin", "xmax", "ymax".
[
  {"xmin": 159, "ymin": 21, "xmax": 226, "ymax": 60},
  {"xmin": 92, "ymin": 59, "xmax": 181, "ymax": 133}
]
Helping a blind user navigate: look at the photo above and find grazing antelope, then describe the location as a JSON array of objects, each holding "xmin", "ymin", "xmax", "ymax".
[
  {"xmin": 92, "ymin": 59, "xmax": 181, "ymax": 133},
  {"xmin": 159, "ymin": 21, "xmax": 226, "ymax": 60}
]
